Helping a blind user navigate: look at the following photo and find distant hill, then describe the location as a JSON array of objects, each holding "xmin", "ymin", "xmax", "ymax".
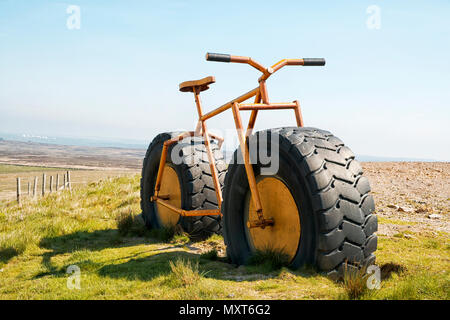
[
  {"xmin": 0, "ymin": 132, "xmax": 148, "ymax": 149},
  {"xmin": 1, "ymin": 132, "xmax": 442, "ymax": 163}
]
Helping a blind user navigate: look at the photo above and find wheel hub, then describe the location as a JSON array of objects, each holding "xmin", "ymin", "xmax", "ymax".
[
  {"xmin": 245, "ymin": 176, "xmax": 301, "ymax": 261},
  {"xmin": 155, "ymin": 165, "xmax": 181, "ymax": 227}
]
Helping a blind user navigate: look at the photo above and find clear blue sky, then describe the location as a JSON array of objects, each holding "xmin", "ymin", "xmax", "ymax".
[{"xmin": 0, "ymin": 0, "xmax": 449, "ymax": 160}]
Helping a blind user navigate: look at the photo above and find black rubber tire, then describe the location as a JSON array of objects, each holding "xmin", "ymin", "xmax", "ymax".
[
  {"xmin": 140, "ymin": 132, "xmax": 227, "ymax": 240},
  {"xmin": 222, "ymin": 127, "xmax": 377, "ymax": 280}
]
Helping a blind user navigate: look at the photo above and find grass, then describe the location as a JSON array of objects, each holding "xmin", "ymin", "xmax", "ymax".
[
  {"xmin": 116, "ymin": 209, "xmax": 148, "ymax": 237},
  {"xmin": 378, "ymin": 217, "xmax": 419, "ymax": 226},
  {"xmin": 0, "ymin": 174, "xmax": 448, "ymax": 299},
  {"xmin": 247, "ymin": 248, "xmax": 291, "ymax": 272},
  {"xmin": 200, "ymin": 249, "xmax": 219, "ymax": 261},
  {"xmin": 339, "ymin": 264, "xmax": 372, "ymax": 300},
  {"xmin": 167, "ymin": 258, "xmax": 205, "ymax": 287},
  {"xmin": 0, "ymin": 164, "xmax": 67, "ymax": 174},
  {"xmin": 0, "ymin": 163, "xmax": 136, "ymax": 201}
]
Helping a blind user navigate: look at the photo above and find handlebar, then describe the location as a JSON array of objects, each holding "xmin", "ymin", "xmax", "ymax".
[
  {"xmin": 206, "ymin": 52, "xmax": 325, "ymax": 80},
  {"xmin": 205, "ymin": 53, "xmax": 231, "ymax": 63},
  {"xmin": 303, "ymin": 58, "xmax": 326, "ymax": 66}
]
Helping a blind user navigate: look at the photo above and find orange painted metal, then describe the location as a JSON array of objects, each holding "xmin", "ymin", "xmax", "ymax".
[
  {"xmin": 259, "ymin": 80, "xmax": 269, "ymax": 104},
  {"xmin": 294, "ymin": 100, "xmax": 304, "ymax": 127},
  {"xmin": 207, "ymin": 132, "xmax": 224, "ymax": 149},
  {"xmin": 245, "ymin": 91, "xmax": 261, "ymax": 138},
  {"xmin": 239, "ymin": 102, "xmax": 297, "ymax": 110},
  {"xmin": 259, "ymin": 59, "xmax": 305, "ymax": 81},
  {"xmin": 230, "ymin": 55, "xmax": 267, "ymax": 74},
  {"xmin": 200, "ymin": 87, "xmax": 259, "ymax": 121},
  {"xmin": 152, "ymin": 54, "xmax": 315, "ymax": 223},
  {"xmin": 247, "ymin": 218, "xmax": 274, "ymax": 229},
  {"xmin": 231, "ymin": 102, "xmax": 264, "ymax": 218},
  {"xmin": 152, "ymin": 196, "xmax": 221, "ymax": 217}
]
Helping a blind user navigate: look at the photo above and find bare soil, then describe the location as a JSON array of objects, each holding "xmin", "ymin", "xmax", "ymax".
[{"xmin": 363, "ymin": 162, "xmax": 449, "ymax": 236}]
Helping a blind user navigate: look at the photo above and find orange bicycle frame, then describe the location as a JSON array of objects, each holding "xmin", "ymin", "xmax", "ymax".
[{"xmin": 151, "ymin": 53, "xmax": 325, "ymax": 228}]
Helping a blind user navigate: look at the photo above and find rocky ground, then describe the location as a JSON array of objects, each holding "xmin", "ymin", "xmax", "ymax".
[{"xmin": 363, "ymin": 162, "xmax": 449, "ymax": 236}]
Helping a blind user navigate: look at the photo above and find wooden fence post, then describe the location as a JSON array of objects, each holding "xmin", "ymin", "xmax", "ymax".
[
  {"xmin": 50, "ymin": 176, "xmax": 54, "ymax": 193},
  {"xmin": 42, "ymin": 173, "xmax": 46, "ymax": 196},
  {"xmin": 67, "ymin": 171, "xmax": 71, "ymax": 191},
  {"xmin": 56, "ymin": 174, "xmax": 59, "ymax": 191},
  {"xmin": 33, "ymin": 176, "xmax": 38, "ymax": 197},
  {"xmin": 16, "ymin": 177, "xmax": 21, "ymax": 205},
  {"xmin": 27, "ymin": 181, "xmax": 30, "ymax": 195},
  {"xmin": 63, "ymin": 173, "xmax": 66, "ymax": 190}
]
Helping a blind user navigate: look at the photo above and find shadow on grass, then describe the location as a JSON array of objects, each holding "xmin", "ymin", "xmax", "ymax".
[
  {"xmin": 35, "ymin": 228, "xmax": 306, "ymax": 283},
  {"xmin": 35, "ymin": 229, "xmax": 169, "ymax": 278},
  {"xmin": 97, "ymin": 250, "xmax": 202, "ymax": 281},
  {"xmin": 0, "ymin": 247, "xmax": 20, "ymax": 266}
]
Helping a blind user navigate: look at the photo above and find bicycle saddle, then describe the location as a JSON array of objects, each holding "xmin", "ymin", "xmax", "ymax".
[{"xmin": 179, "ymin": 76, "xmax": 215, "ymax": 93}]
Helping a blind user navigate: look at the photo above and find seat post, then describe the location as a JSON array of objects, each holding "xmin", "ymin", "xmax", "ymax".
[
  {"xmin": 193, "ymin": 87, "xmax": 204, "ymax": 119},
  {"xmin": 193, "ymin": 88, "xmax": 204, "ymax": 136}
]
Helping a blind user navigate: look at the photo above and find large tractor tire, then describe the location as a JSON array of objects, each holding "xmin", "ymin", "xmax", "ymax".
[
  {"xmin": 222, "ymin": 127, "xmax": 377, "ymax": 280},
  {"xmin": 141, "ymin": 132, "xmax": 227, "ymax": 240}
]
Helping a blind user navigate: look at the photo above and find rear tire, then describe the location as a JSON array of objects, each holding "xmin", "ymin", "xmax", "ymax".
[
  {"xmin": 222, "ymin": 127, "xmax": 377, "ymax": 279},
  {"xmin": 140, "ymin": 132, "xmax": 227, "ymax": 240}
]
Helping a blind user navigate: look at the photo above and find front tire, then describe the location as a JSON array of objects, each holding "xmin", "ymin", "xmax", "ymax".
[
  {"xmin": 140, "ymin": 132, "xmax": 227, "ymax": 240},
  {"xmin": 222, "ymin": 127, "xmax": 377, "ymax": 279}
]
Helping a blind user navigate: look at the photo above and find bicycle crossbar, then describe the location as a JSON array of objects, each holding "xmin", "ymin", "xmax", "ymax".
[
  {"xmin": 151, "ymin": 196, "xmax": 221, "ymax": 217},
  {"xmin": 239, "ymin": 102, "xmax": 297, "ymax": 110},
  {"xmin": 200, "ymin": 87, "xmax": 259, "ymax": 121},
  {"xmin": 151, "ymin": 53, "xmax": 319, "ymax": 228}
]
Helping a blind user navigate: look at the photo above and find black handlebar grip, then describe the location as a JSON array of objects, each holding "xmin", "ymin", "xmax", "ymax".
[
  {"xmin": 303, "ymin": 58, "xmax": 326, "ymax": 66},
  {"xmin": 206, "ymin": 52, "xmax": 231, "ymax": 62}
]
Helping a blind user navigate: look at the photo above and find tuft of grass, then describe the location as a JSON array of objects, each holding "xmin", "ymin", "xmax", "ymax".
[
  {"xmin": 167, "ymin": 258, "xmax": 204, "ymax": 287},
  {"xmin": 205, "ymin": 234, "xmax": 223, "ymax": 245},
  {"xmin": 200, "ymin": 249, "xmax": 219, "ymax": 261},
  {"xmin": 277, "ymin": 267, "xmax": 297, "ymax": 280},
  {"xmin": 340, "ymin": 263, "xmax": 371, "ymax": 300},
  {"xmin": 172, "ymin": 233, "xmax": 190, "ymax": 245},
  {"xmin": 0, "ymin": 229, "xmax": 37, "ymax": 264},
  {"xmin": 116, "ymin": 210, "xmax": 134, "ymax": 236},
  {"xmin": 247, "ymin": 247, "xmax": 290, "ymax": 271},
  {"xmin": 116, "ymin": 210, "xmax": 148, "ymax": 237},
  {"xmin": 148, "ymin": 225, "xmax": 177, "ymax": 242}
]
